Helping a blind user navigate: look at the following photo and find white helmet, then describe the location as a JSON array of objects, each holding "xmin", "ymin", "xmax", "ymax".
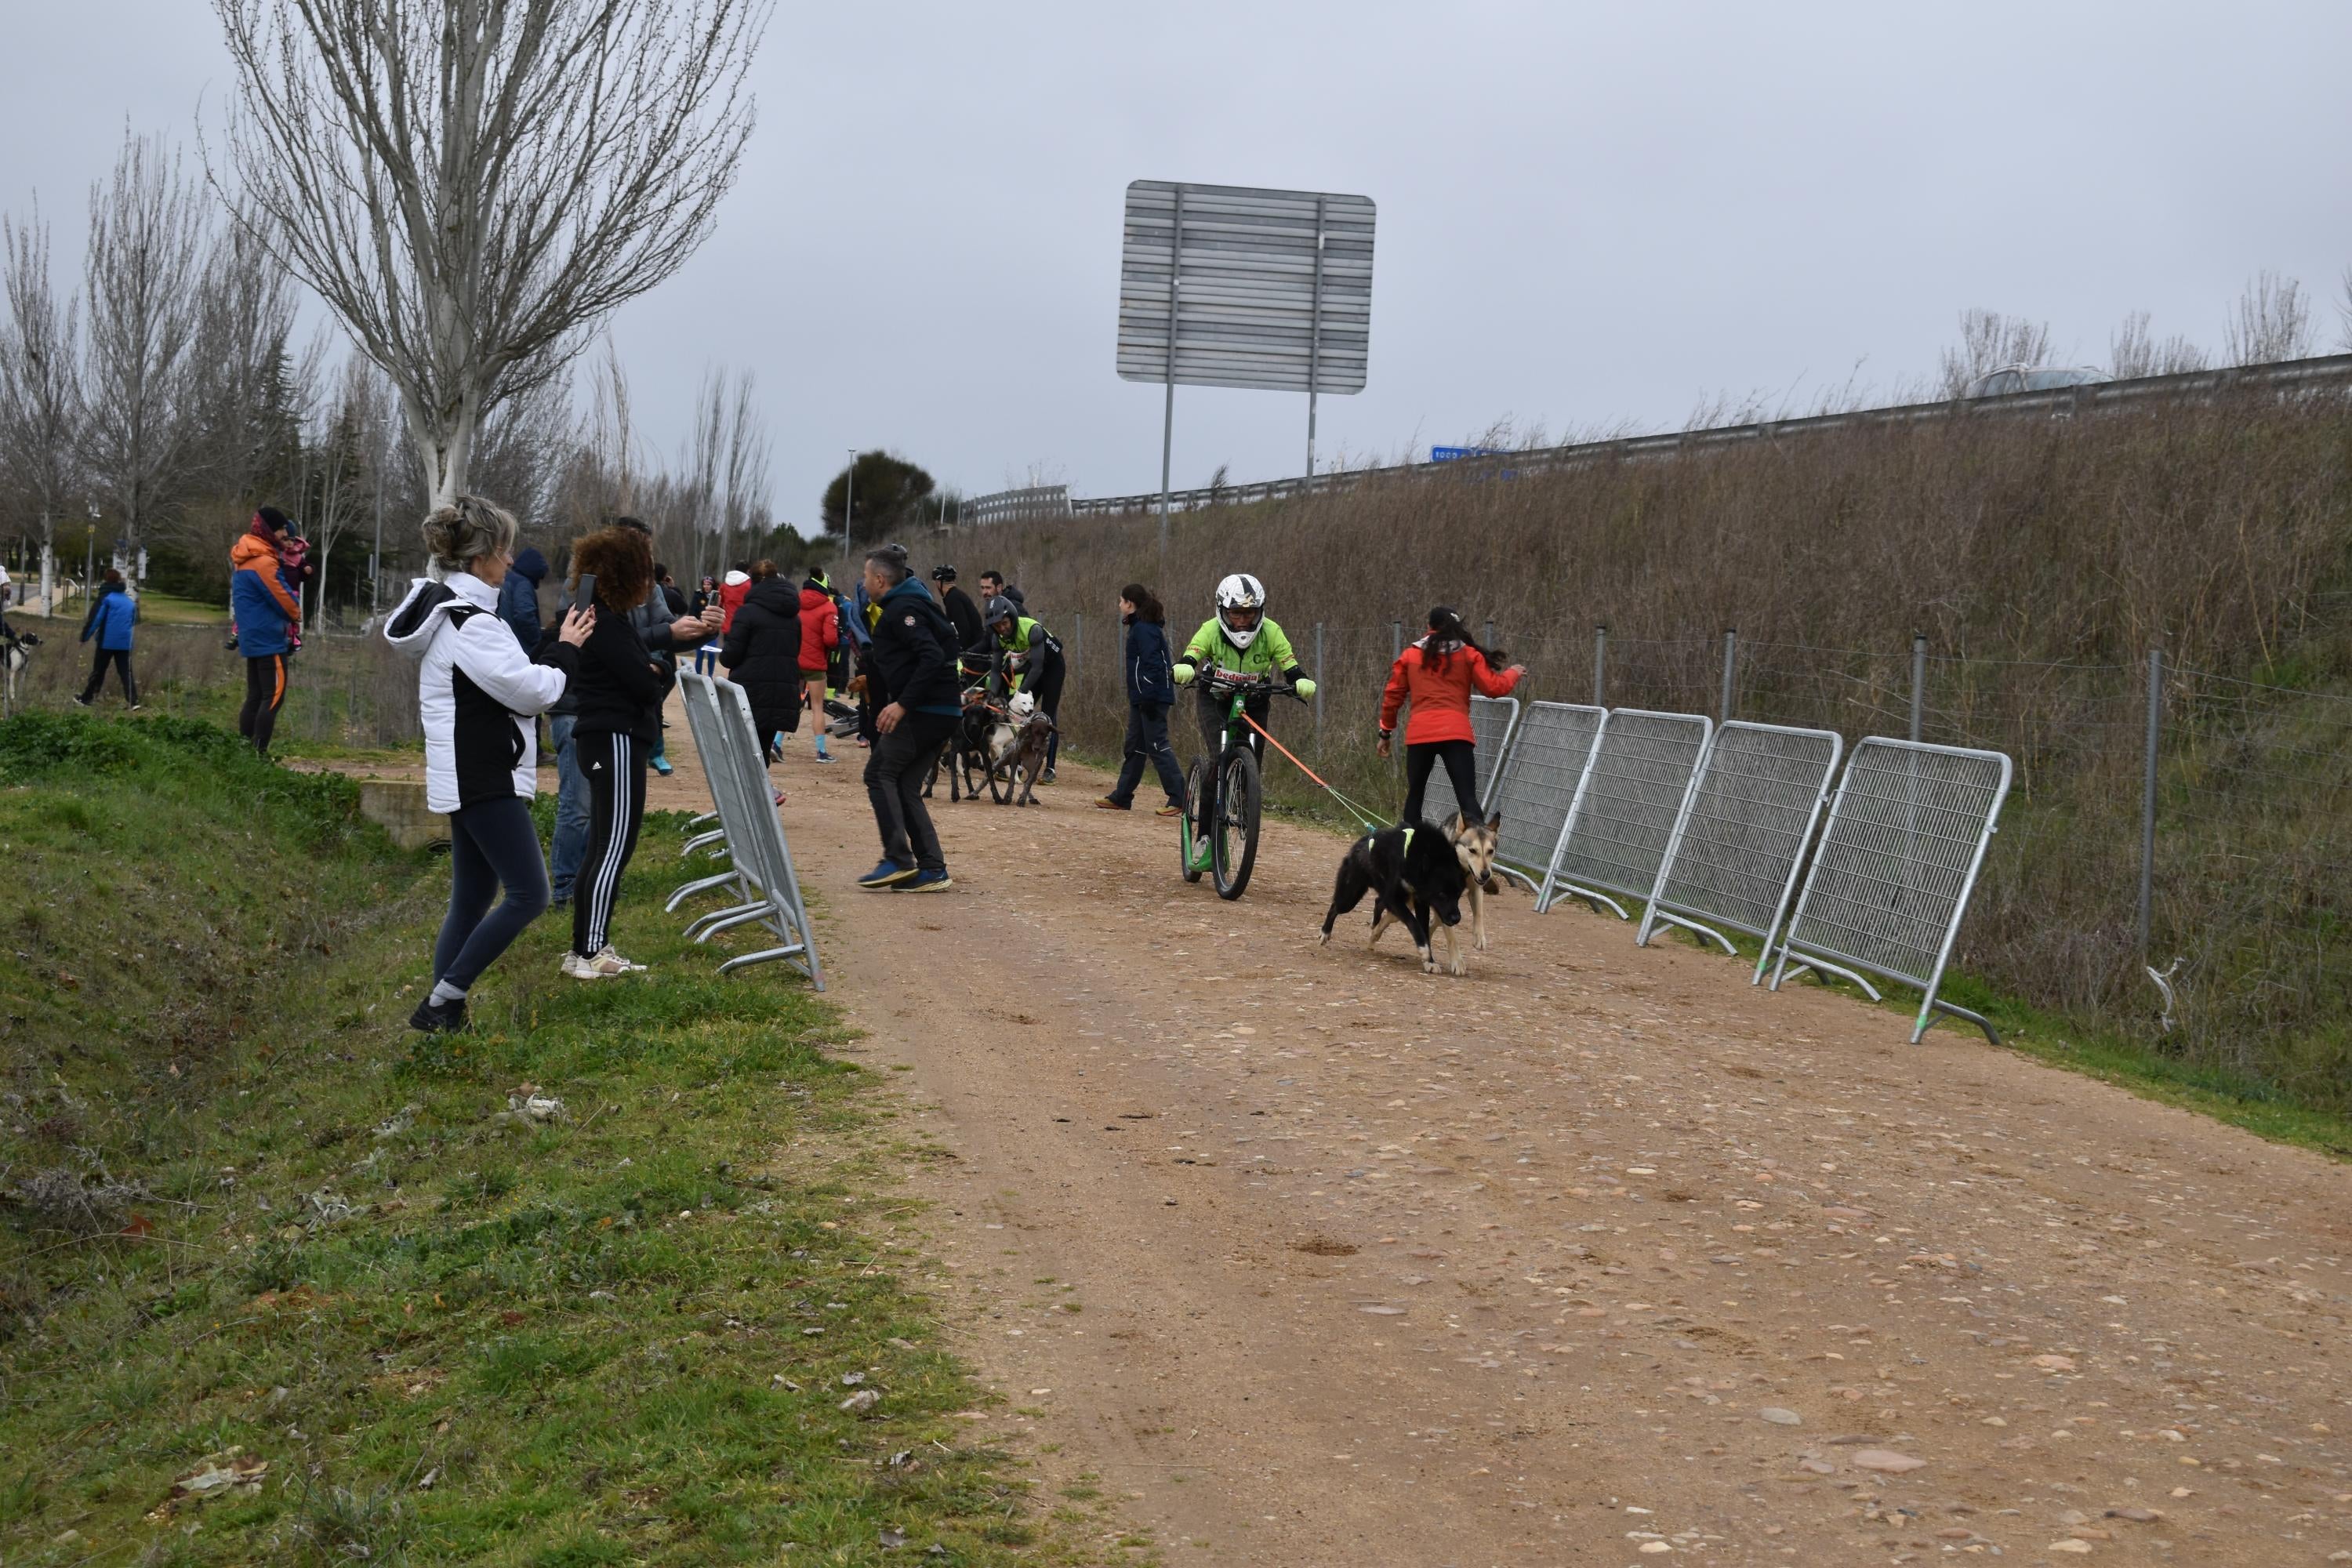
[{"xmin": 1214, "ymin": 572, "xmax": 1267, "ymax": 648}]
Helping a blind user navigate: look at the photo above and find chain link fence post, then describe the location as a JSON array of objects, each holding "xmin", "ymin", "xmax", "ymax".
[
  {"xmin": 2138, "ymin": 642, "xmax": 2162, "ymax": 958},
  {"xmin": 1313, "ymin": 621, "xmax": 1325, "ymax": 751},
  {"xmin": 1719, "ymin": 627, "xmax": 1738, "ymax": 722},
  {"xmin": 1391, "ymin": 619, "xmax": 1404, "ymax": 783},
  {"xmin": 1910, "ymin": 630, "xmax": 1927, "ymax": 742},
  {"xmin": 1593, "ymin": 622, "xmax": 1608, "ymax": 706}
]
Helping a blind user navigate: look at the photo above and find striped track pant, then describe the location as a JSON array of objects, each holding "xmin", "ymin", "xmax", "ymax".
[{"xmin": 572, "ymin": 729, "xmax": 648, "ymax": 959}]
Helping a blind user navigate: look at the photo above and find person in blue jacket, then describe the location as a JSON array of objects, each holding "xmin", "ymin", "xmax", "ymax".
[
  {"xmin": 230, "ymin": 506, "xmax": 303, "ymax": 755},
  {"xmin": 496, "ymin": 544, "xmax": 546, "ymax": 648},
  {"xmin": 1094, "ymin": 582, "xmax": 1187, "ymax": 816},
  {"xmin": 72, "ymin": 568, "xmax": 140, "ymax": 709}
]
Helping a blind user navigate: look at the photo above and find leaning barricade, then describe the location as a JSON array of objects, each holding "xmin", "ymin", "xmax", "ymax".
[{"xmin": 667, "ymin": 672, "xmax": 826, "ymax": 989}]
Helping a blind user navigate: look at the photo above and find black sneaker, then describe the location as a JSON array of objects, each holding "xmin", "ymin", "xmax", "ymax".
[
  {"xmin": 408, "ymin": 995, "xmax": 470, "ymax": 1033},
  {"xmin": 71, "ymin": 695, "xmax": 91, "ymax": 708}
]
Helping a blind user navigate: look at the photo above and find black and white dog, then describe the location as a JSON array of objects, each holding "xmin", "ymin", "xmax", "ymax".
[{"xmin": 1319, "ymin": 818, "xmax": 1470, "ymax": 975}]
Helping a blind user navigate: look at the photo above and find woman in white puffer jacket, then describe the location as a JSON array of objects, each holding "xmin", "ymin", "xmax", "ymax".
[{"xmin": 383, "ymin": 495, "xmax": 593, "ymax": 1033}]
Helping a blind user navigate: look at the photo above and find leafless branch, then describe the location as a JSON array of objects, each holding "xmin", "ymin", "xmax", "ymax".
[
  {"xmin": 81, "ymin": 129, "xmax": 210, "ymax": 567},
  {"xmin": 211, "ymin": 0, "xmax": 775, "ymax": 505}
]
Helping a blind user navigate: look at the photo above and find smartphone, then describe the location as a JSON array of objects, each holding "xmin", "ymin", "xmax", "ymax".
[{"xmin": 574, "ymin": 572, "xmax": 597, "ymax": 611}]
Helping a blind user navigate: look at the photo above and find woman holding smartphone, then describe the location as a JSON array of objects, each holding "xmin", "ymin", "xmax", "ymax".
[{"xmin": 558, "ymin": 525, "xmax": 668, "ymax": 979}]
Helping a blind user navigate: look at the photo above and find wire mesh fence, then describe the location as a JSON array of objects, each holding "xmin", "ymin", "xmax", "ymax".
[{"xmin": 1052, "ymin": 613, "xmax": 2352, "ymax": 1097}]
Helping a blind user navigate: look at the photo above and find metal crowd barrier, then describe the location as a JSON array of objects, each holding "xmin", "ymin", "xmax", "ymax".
[
  {"xmin": 1636, "ymin": 720, "xmax": 1843, "ymax": 975},
  {"xmin": 1426, "ymin": 694, "xmax": 1520, "ymax": 826},
  {"xmin": 1767, "ymin": 737, "xmax": 2010, "ymax": 1043},
  {"xmin": 667, "ymin": 673, "xmax": 826, "ymax": 988},
  {"xmin": 1483, "ymin": 701, "xmax": 1606, "ymax": 892},
  {"xmin": 1538, "ymin": 709, "xmax": 1713, "ymax": 918}
]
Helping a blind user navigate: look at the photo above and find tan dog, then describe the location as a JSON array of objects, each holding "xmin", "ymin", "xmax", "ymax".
[{"xmin": 1442, "ymin": 811, "xmax": 1504, "ymax": 953}]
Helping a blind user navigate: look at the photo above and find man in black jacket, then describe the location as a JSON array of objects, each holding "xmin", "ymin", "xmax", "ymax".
[
  {"xmin": 931, "ymin": 564, "xmax": 985, "ymax": 673},
  {"xmin": 856, "ymin": 546, "xmax": 962, "ymax": 892}
]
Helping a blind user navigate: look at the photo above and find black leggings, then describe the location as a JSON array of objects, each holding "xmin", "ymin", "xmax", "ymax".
[
  {"xmin": 1402, "ymin": 739, "xmax": 1479, "ymax": 826},
  {"xmin": 1026, "ymin": 652, "xmax": 1066, "ymax": 771},
  {"xmin": 432, "ymin": 796, "xmax": 550, "ymax": 993},
  {"xmin": 239, "ymin": 655, "xmax": 287, "ymax": 754},
  {"xmin": 81, "ymin": 648, "xmax": 136, "ymax": 705},
  {"xmin": 572, "ymin": 728, "xmax": 648, "ymax": 958}
]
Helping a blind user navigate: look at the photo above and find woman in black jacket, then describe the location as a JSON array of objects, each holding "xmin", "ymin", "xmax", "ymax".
[
  {"xmin": 1096, "ymin": 583, "xmax": 1189, "ymax": 816},
  {"xmin": 555, "ymin": 525, "xmax": 668, "ymax": 979},
  {"xmin": 719, "ymin": 560, "xmax": 804, "ymax": 782}
]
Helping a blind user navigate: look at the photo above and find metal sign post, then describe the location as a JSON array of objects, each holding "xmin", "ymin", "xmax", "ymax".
[{"xmin": 1118, "ymin": 180, "xmax": 1376, "ymax": 548}]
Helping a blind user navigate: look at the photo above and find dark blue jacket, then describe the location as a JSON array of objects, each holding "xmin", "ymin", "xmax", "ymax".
[
  {"xmin": 863, "ymin": 577, "xmax": 961, "ymax": 716},
  {"xmin": 81, "ymin": 585, "xmax": 136, "ymax": 652},
  {"xmin": 1123, "ymin": 615, "xmax": 1174, "ymax": 706},
  {"xmin": 497, "ymin": 546, "xmax": 546, "ymax": 648}
]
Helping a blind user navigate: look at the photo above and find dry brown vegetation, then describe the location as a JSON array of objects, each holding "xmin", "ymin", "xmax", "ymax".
[{"xmin": 973, "ymin": 391, "xmax": 2352, "ymax": 1105}]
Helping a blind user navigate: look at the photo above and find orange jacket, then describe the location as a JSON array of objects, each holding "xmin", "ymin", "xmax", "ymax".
[{"xmin": 1379, "ymin": 640, "xmax": 1522, "ymax": 745}]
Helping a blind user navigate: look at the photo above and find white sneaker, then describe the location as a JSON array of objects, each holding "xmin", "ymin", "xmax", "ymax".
[
  {"xmin": 596, "ymin": 946, "xmax": 648, "ymax": 972},
  {"xmin": 565, "ymin": 948, "xmax": 641, "ymax": 980}
]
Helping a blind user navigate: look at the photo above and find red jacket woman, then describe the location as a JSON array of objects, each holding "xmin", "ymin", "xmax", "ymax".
[
  {"xmin": 1379, "ymin": 607, "xmax": 1525, "ymax": 826},
  {"xmin": 797, "ymin": 580, "xmax": 840, "ymax": 673}
]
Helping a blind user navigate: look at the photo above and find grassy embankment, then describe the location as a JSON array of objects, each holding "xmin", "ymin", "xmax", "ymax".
[{"xmin": 0, "ymin": 713, "xmax": 1135, "ymax": 1566}]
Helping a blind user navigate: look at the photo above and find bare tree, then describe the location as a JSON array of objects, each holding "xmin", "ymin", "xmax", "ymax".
[
  {"xmin": 170, "ymin": 214, "xmax": 303, "ymax": 583},
  {"xmin": 82, "ymin": 129, "xmax": 210, "ymax": 579},
  {"xmin": 683, "ymin": 366, "xmax": 728, "ymax": 575},
  {"xmin": 2223, "ymin": 270, "xmax": 2313, "ymax": 365},
  {"xmin": 717, "ymin": 368, "xmax": 768, "ymax": 572},
  {"xmin": 213, "ymin": 0, "xmax": 776, "ymax": 506},
  {"xmin": 1938, "ymin": 309, "xmax": 2053, "ymax": 397},
  {"xmin": 0, "ymin": 201, "xmax": 82, "ymax": 612},
  {"xmin": 305, "ymin": 354, "xmax": 384, "ymax": 626},
  {"xmin": 2108, "ymin": 310, "xmax": 2209, "ymax": 379}
]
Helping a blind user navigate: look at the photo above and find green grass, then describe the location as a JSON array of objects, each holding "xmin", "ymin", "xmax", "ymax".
[{"xmin": 0, "ymin": 713, "xmax": 1138, "ymax": 1566}]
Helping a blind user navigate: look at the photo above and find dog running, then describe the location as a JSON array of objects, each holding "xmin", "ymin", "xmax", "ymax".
[
  {"xmin": 1319, "ymin": 816, "xmax": 1470, "ymax": 975},
  {"xmin": 1442, "ymin": 811, "xmax": 1504, "ymax": 953}
]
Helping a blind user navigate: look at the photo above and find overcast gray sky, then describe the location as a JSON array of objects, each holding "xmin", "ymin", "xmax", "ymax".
[{"xmin": 5, "ymin": 2, "xmax": 2349, "ymax": 528}]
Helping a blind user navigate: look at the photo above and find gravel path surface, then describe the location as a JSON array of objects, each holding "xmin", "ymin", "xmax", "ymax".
[{"xmin": 332, "ymin": 695, "xmax": 2352, "ymax": 1566}]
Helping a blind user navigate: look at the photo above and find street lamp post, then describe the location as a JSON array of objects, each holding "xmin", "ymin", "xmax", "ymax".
[{"xmin": 843, "ymin": 448, "xmax": 857, "ymax": 571}]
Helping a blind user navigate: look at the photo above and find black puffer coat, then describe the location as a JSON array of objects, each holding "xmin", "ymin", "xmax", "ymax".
[{"xmin": 719, "ymin": 573, "xmax": 804, "ymax": 737}]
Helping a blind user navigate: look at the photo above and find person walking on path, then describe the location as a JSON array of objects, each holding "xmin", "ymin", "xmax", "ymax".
[
  {"xmin": 1096, "ymin": 583, "xmax": 1187, "ymax": 816},
  {"xmin": 720, "ymin": 559, "xmax": 804, "ymax": 796},
  {"xmin": 496, "ymin": 545, "xmax": 547, "ymax": 648},
  {"xmin": 73, "ymin": 568, "xmax": 140, "ymax": 709},
  {"xmin": 855, "ymin": 544, "xmax": 961, "ymax": 892},
  {"xmin": 384, "ymin": 495, "xmax": 592, "ymax": 1033},
  {"xmin": 554, "ymin": 526, "xmax": 671, "ymax": 979},
  {"xmin": 230, "ymin": 506, "xmax": 303, "ymax": 756},
  {"xmin": 1378, "ymin": 606, "xmax": 1526, "ymax": 826},
  {"xmin": 797, "ymin": 569, "xmax": 841, "ymax": 762}
]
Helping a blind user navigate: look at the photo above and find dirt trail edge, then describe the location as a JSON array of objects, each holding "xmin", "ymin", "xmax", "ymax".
[{"xmin": 345, "ymin": 707, "xmax": 2352, "ymax": 1566}]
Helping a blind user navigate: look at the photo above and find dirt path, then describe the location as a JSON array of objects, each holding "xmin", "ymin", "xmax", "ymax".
[{"xmin": 335, "ymin": 699, "xmax": 2352, "ymax": 1565}]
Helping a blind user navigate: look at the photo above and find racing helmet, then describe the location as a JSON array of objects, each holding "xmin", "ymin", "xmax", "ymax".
[
  {"xmin": 1214, "ymin": 572, "xmax": 1267, "ymax": 648},
  {"xmin": 983, "ymin": 594, "xmax": 1018, "ymax": 630}
]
